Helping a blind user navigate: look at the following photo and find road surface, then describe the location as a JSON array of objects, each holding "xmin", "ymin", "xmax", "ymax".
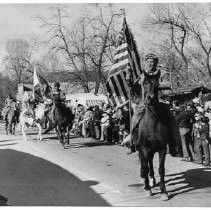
[{"xmin": 0, "ymin": 122, "xmax": 210, "ymax": 206}]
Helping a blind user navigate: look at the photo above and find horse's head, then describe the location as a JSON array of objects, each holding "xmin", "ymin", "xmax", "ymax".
[{"xmin": 143, "ymin": 71, "xmax": 160, "ymax": 105}]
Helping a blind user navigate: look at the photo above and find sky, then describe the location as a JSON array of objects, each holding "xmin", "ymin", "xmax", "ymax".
[{"xmin": 0, "ymin": 3, "xmax": 151, "ymax": 61}]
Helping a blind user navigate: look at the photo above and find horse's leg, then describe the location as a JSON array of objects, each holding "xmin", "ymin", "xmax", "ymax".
[
  {"xmin": 21, "ymin": 123, "xmax": 28, "ymax": 141},
  {"xmin": 139, "ymin": 151, "xmax": 145, "ymax": 178},
  {"xmin": 149, "ymin": 153, "xmax": 156, "ymax": 188},
  {"xmin": 9, "ymin": 121, "xmax": 12, "ymax": 135},
  {"xmin": 158, "ymin": 148, "xmax": 168, "ymax": 201},
  {"xmin": 140, "ymin": 149, "xmax": 152, "ymax": 197},
  {"xmin": 60, "ymin": 127, "xmax": 64, "ymax": 145},
  {"xmin": 67, "ymin": 125, "xmax": 70, "ymax": 145},
  {"xmin": 13, "ymin": 122, "xmax": 16, "ymax": 135},
  {"xmin": 5, "ymin": 121, "xmax": 8, "ymax": 135},
  {"xmin": 64, "ymin": 125, "xmax": 70, "ymax": 148},
  {"xmin": 11, "ymin": 122, "xmax": 15, "ymax": 135},
  {"xmin": 7, "ymin": 121, "xmax": 10, "ymax": 135},
  {"xmin": 62, "ymin": 127, "xmax": 66, "ymax": 148},
  {"xmin": 55, "ymin": 126, "xmax": 63, "ymax": 145},
  {"xmin": 63, "ymin": 127, "xmax": 69, "ymax": 149},
  {"xmin": 36, "ymin": 123, "xmax": 42, "ymax": 141}
]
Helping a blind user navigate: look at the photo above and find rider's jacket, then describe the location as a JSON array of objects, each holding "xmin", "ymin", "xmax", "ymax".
[
  {"xmin": 5, "ymin": 98, "xmax": 12, "ymax": 108},
  {"xmin": 52, "ymin": 89, "xmax": 66, "ymax": 105},
  {"xmin": 128, "ymin": 69, "xmax": 161, "ymax": 105}
]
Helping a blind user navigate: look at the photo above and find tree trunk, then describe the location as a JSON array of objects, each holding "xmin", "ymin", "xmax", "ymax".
[
  {"xmin": 83, "ymin": 84, "xmax": 90, "ymax": 93},
  {"xmin": 206, "ymin": 53, "xmax": 211, "ymax": 79},
  {"xmin": 94, "ymin": 80, "xmax": 101, "ymax": 95}
]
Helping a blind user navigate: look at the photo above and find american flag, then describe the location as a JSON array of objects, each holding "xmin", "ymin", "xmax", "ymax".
[{"xmin": 106, "ymin": 17, "xmax": 142, "ymax": 107}]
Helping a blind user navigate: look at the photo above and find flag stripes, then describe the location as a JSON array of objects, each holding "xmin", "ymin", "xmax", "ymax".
[
  {"xmin": 113, "ymin": 54, "xmax": 129, "ymax": 65},
  {"xmin": 106, "ymin": 18, "xmax": 142, "ymax": 107},
  {"xmin": 115, "ymin": 43, "xmax": 127, "ymax": 53},
  {"xmin": 110, "ymin": 76, "xmax": 123, "ymax": 106},
  {"xmin": 110, "ymin": 58, "xmax": 129, "ymax": 72},
  {"xmin": 105, "ymin": 82, "xmax": 116, "ymax": 107},
  {"xmin": 116, "ymin": 73, "xmax": 128, "ymax": 101},
  {"xmin": 106, "ymin": 70, "xmax": 130, "ymax": 107},
  {"xmin": 86, "ymin": 100, "xmax": 105, "ymax": 107}
]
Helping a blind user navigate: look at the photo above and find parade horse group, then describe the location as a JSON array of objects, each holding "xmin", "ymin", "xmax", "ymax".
[
  {"xmin": 3, "ymin": 84, "xmax": 74, "ymax": 149},
  {"xmin": 3, "ymin": 71, "xmax": 177, "ymax": 200}
]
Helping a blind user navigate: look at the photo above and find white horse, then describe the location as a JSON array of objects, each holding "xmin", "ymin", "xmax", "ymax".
[{"xmin": 19, "ymin": 101, "xmax": 50, "ymax": 141}]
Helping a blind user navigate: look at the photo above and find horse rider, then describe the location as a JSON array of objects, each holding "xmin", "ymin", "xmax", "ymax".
[
  {"xmin": 50, "ymin": 82, "xmax": 66, "ymax": 124},
  {"xmin": 21, "ymin": 92, "xmax": 36, "ymax": 118},
  {"xmin": 125, "ymin": 53, "xmax": 181, "ymax": 156},
  {"xmin": 3, "ymin": 94, "xmax": 14, "ymax": 122}
]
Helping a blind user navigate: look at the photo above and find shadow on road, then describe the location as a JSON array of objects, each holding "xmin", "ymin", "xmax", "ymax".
[
  {"xmin": 43, "ymin": 135, "xmax": 79, "ymax": 141},
  {"xmin": 0, "ymin": 149, "xmax": 110, "ymax": 206},
  {"xmin": 0, "ymin": 140, "xmax": 13, "ymax": 143},
  {"xmin": 128, "ymin": 183, "xmax": 144, "ymax": 188},
  {"xmin": 70, "ymin": 141, "xmax": 114, "ymax": 148},
  {"xmin": 84, "ymin": 180, "xmax": 99, "ymax": 187},
  {"xmin": 164, "ymin": 168, "xmax": 211, "ymax": 199},
  {"xmin": 0, "ymin": 143, "xmax": 18, "ymax": 147}
]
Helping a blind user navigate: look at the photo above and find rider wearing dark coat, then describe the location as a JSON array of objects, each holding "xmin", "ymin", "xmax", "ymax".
[
  {"xmin": 51, "ymin": 82, "xmax": 66, "ymax": 124},
  {"xmin": 126, "ymin": 53, "xmax": 181, "ymax": 156},
  {"xmin": 52, "ymin": 82, "xmax": 66, "ymax": 105}
]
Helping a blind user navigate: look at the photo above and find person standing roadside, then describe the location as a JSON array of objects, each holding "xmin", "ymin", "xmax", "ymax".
[
  {"xmin": 92, "ymin": 105, "xmax": 103, "ymax": 140},
  {"xmin": 176, "ymin": 103, "xmax": 194, "ymax": 162},
  {"xmin": 193, "ymin": 113, "xmax": 210, "ymax": 167}
]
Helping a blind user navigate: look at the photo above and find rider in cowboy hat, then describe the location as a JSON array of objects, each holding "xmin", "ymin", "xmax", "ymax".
[
  {"xmin": 124, "ymin": 53, "xmax": 181, "ymax": 156},
  {"xmin": 50, "ymin": 82, "xmax": 66, "ymax": 124}
]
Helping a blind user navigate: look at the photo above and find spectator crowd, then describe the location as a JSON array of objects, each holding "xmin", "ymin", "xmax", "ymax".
[
  {"xmin": 70, "ymin": 95, "xmax": 211, "ymax": 168},
  {"xmin": 172, "ymin": 97, "xmax": 211, "ymax": 167},
  {"xmin": 71, "ymin": 102, "xmax": 130, "ymax": 145}
]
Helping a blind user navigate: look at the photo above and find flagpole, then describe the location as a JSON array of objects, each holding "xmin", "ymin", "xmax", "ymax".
[
  {"xmin": 33, "ymin": 66, "xmax": 35, "ymax": 100},
  {"xmin": 122, "ymin": 12, "xmax": 134, "ymax": 151},
  {"xmin": 32, "ymin": 66, "xmax": 35, "ymax": 100},
  {"xmin": 128, "ymin": 73, "xmax": 133, "ymax": 150}
]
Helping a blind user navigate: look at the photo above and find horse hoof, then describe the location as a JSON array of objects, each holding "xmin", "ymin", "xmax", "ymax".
[
  {"xmin": 149, "ymin": 178, "xmax": 156, "ymax": 187},
  {"xmin": 161, "ymin": 193, "xmax": 169, "ymax": 201},
  {"xmin": 64, "ymin": 145, "xmax": 69, "ymax": 149},
  {"xmin": 145, "ymin": 189, "xmax": 152, "ymax": 197}
]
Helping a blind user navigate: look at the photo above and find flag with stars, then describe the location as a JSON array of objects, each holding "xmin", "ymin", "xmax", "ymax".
[{"xmin": 105, "ymin": 17, "xmax": 142, "ymax": 107}]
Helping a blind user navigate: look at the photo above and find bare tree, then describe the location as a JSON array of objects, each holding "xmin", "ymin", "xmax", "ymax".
[
  {"xmin": 38, "ymin": 4, "xmax": 123, "ymax": 94},
  {"xmin": 147, "ymin": 4, "xmax": 189, "ymax": 75},
  {"xmin": 143, "ymin": 3, "xmax": 211, "ymax": 90},
  {"xmin": 2, "ymin": 39, "xmax": 37, "ymax": 84},
  {"xmin": 84, "ymin": 4, "xmax": 123, "ymax": 93},
  {"xmin": 178, "ymin": 3, "xmax": 211, "ymax": 79}
]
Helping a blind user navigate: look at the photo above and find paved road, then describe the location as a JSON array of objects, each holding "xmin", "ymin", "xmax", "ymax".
[{"xmin": 0, "ymin": 122, "xmax": 210, "ymax": 206}]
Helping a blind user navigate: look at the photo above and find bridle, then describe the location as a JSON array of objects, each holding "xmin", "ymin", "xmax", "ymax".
[{"xmin": 143, "ymin": 78, "xmax": 159, "ymax": 119}]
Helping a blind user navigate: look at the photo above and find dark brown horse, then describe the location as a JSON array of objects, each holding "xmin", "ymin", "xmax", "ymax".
[
  {"xmin": 43, "ymin": 87, "xmax": 75, "ymax": 149},
  {"xmin": 137, "ymin": 72, "xmax": 171, "ymax": 200},
  {"xmin": 53, "ymin": 102, "xmax": 74, "ymax": 149}
]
